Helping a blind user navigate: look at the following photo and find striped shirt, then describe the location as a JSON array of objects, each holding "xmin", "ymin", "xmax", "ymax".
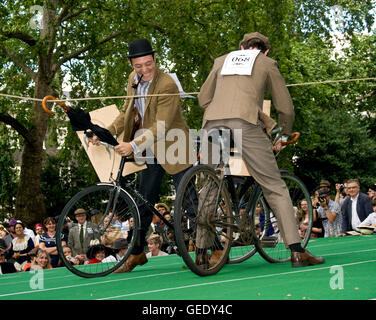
[{"xmin": 130, "ymin": 74, "xmax": 152, "ymax": 154}]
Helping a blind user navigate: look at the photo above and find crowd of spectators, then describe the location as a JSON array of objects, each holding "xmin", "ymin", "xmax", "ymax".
[
  {"xmin": 1, "ymin": 178, "xmax": 376, "ymax": 275},
  {"xmin": 0, "ymin": 202, "xmax": 174, "ymax": 275},
  {"xmin": 297, "ymin": 179, "xmax": 376, "ymax": 239}
]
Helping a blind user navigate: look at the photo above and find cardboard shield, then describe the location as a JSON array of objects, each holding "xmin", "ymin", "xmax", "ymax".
[{"xmin": 76, "ymin": 104, "xmax": 146, "ymax": 182}]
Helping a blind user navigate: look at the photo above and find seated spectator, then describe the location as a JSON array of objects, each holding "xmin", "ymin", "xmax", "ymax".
[
  {"xmin": 87, "ymin": 244, "xmax": 107, "ymax": 264},
  {"xmin": 155, "ymin": 203, "xmax": 170, "ymax": 216},
  {"xmin": 367, "ymin": 184, "xmax": 376, "ymax": 201},
  {"xmin": 146, "ymin": 234, "xmax": 168, "ymax": 258},
  {"xmin": 62, "ymin": 245, "xmax": 80, "ymax": 265},
  {"xmin": 9, "ymin": 222, "xmax": 34, "ymax": 271},
  {"xmin": 358, "ymin": 199, "xmax": 376, "ymax": 231},
  {"xmin": 299, "ymin": 199, "xmax": 324, "ymax": 238},
  {"xmin": 33, "ymin": 223, "xmax": 44, "ymax": 248},
  {"xmin": 340, "ymin": 179, "xmax": 373, "ymax": 235},
  {"xmin": 102, "ymin": 238, "xmax": 129, "ymax": 263},
  {"xmin": 0, "ymin": 225, "xmax": 11, "ymax": 249},
  {"xmin": 25, "ymin": 249, "xmax": 52, "ymax": 271},
  {"xmin": 316, "ymin": 189, "xmax": 342, "ymax": 237},
  {"xmin": 101, "ymin": 214, "xmax": 123, "ymax": 247},
  {"xmin": 39, "ymin": 217, "xmax": 67, "ymax": 268},
  {"xmin": 23, "ymin": 247, "xmax": 40, "ymax": 272},
  {"xmin": 0, "ymin": 247, "xmax": 17, "ymax": 274}
]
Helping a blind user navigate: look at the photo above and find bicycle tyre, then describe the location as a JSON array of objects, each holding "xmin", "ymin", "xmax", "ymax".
[
  {"xmin": 56, "ymin": 183, "xmax": 140, "ymax": 278},
  {"xmin": 251, "ymin": 171, "xmax": 313, "ymax": 263},
  {"xmin": 174, "ymin": 165, "xmax": 233, "ymax": 276}
]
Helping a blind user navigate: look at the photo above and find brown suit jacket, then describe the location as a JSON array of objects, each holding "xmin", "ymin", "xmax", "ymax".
[
  {"xmin": 198, "ymin": 52, "xmax": 294, "ymax": 135},
  {"xmin": 107, "ymin": 67, "xmax": 194, "ymax": 175}
]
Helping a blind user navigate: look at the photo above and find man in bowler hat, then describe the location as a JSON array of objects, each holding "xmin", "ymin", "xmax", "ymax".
[
  {"xmin": 198, "ymin": 32, "xmax": 325, "ymax": 267},
  {"xmin": 90, "ymin": 38, "xmax": 194, "ymax": 272}
]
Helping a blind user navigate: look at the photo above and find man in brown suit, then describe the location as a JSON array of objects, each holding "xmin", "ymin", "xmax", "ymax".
[
  {"xmin": 90, "ymin": 39, "xmax": 194, "ymax": 272},
  {"xmin": 198, "ymin": 32, "xmax": 324, "ymax": 267}
]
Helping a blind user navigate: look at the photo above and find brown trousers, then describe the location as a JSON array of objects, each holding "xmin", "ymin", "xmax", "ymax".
[{"xmin": 203, "ymin": 118, "xmax": 301, "ymax": 246}]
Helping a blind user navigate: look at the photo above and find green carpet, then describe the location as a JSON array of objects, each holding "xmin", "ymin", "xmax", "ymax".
[{"xmin": 0, "ymin": 235, "xmax": 375, "ymax": 300}]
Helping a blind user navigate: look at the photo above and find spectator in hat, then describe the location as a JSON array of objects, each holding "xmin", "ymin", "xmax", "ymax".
[
  {"xmin": 0, "ymin": 247, "xmax": 17, "ymax": 274},
  {"xmin": 39, "ymin": 217, "xmax": 67, "ymax": 268},
  {"xmin": 102, "ymin": 238, "xmax": 129, "ymax": 263},
  {"xmin": 89, "ymin": 38, "xmax": 195, "ymax": 273},
  {"xmin": 155, "ymin": 203, "xmax": 170, "ymax": 216},
  {"xmin": 316, "ymin": 189, "xmax": 342, "ymax": 237},
  {"xmin": 340, "ymin": 179, "xmax": 373, "ymax": 235},
  {"xmin": 8, "ymin": 222, "xmax": 34, "ymax": 270},
  {"xmin": 68, "ymin": 208, "xmax": 101, "ymax": 264}
]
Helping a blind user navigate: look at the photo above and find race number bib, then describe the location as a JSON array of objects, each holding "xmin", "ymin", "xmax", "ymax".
[{"xmin": 221, "ymin": 50, "xmax": 260, "ymax": 76}]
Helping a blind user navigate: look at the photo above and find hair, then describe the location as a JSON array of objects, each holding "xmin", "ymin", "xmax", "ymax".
[
  {"xmin": 372, "ymin": 199, "xmax": 376, "ymax": 207},
  {"xmin": 15, "ymin": 222, "xmax": 25, "ymax": 230},
  {"xmin": 148, "ymin": 234, "xmax": 162, "ymax": 247},
  {"xmin": 33, "ymin": 249, "xmax": 52, "ymax": 270},
  {"xmin": 240, "ymin": 38, "xmax": 267, "ymax": 53},
  {"xmin": 43, "ymin": 217, "xmax": 56, "ymax": 227},
  {"xmin": 130, "ymin": 53, "xmax": 155, "ymax": 65},
  {"xmin": 346, "ymin": 179, "xmax": 360, "ymax": 187}
]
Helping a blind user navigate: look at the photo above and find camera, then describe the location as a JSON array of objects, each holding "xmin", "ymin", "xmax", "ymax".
[{"xmin": 318, "ymin": 196, "xmax": 326, "ymax": 203}]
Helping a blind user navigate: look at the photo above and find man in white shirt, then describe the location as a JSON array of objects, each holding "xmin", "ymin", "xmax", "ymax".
[{"xmin": 340, "ymin": 179, "xmax": 373, "ymax": 235}]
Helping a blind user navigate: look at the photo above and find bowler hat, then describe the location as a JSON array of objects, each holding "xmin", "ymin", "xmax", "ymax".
[
  {"xmin": 240, "ymin": 32, "xmax": 271, "ymax": 50},
  {"xmin": 128, "ymin": 38, "xmax": 155, "ymax": 59},
  {"xmin": 111, "ymin": 238, "xmax": 128, "ymax": 250}
]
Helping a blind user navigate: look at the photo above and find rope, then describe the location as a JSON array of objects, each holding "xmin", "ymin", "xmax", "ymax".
[{"xmin": 1, "ymin": 77, "xmax": 375, "ymax": 103}]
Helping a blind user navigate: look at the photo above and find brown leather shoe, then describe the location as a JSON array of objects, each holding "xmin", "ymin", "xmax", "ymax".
[
  {"xmin": 291, "ymin": 250, "xmax": 325, "ymax": 268},
  {"xmin": 195, "ymin": 253, "xmax": 209, "ymax": 268},
  {"xmin": 209, "ymin": 250, "xmax": 223, "ymax": 267},
  {"xmin": 114, "ymin": 252, "xmax": 148, "ymax": 273}
]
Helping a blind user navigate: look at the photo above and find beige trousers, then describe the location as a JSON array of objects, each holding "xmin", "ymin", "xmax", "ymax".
[{"xmin": 203, "ymin": 118, "xmax": 301, "ymax": 246}]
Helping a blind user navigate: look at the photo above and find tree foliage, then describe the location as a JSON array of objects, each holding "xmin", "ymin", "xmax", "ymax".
[{"xmin": 0, "ymin": 0, "xmax": 375, "ymax": 224}]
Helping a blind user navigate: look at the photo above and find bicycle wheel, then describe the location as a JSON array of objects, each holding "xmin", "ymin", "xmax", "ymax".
[
  {"xmin": 56, "ymin": 183, "xmax": 140, "ymax": 278},
  {"xmin": 251, "ymin": 171, "xmax": 313, "ymax": 263},
  {"xmin": 174, "ymin": 165, "xmax": 233, "ymax": 276},
  {"xmin": 227, "ymin": 179, "xmax": 267, "ymax": 264}
]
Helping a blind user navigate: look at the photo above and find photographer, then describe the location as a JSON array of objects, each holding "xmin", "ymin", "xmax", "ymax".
[
  {"xmin": 335, "ymin": 182, "xmax": 348, "ymax": 208},
  {"xmin": 316, "ymin": 190, "xmax": 342, "ymax": 237}
]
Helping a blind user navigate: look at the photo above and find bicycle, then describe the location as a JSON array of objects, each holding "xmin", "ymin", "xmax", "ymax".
[
  {"xmin": 173, "ymin": 126, "xmax": 313, "ymax": 276},
  {"xmin": 55, "ymin": 154, "xmax": 179, "ymax": 278}
]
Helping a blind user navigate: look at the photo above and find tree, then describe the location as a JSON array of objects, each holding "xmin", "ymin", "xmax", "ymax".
[{"xmin": 1, "ymin": 0, "xmax": 375, "ymax": 224}]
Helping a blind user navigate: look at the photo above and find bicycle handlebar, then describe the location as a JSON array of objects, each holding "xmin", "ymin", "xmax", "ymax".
[{"xmin": 281, "ymin": 132, "xmax": 300, "ymax": 146}]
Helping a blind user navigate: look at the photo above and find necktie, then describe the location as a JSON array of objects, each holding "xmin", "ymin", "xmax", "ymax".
[{"xmin": 79, "ymin": 225, "xmax": 84, "ymax": 248}]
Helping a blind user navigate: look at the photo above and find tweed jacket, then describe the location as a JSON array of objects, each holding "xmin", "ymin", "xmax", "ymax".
[
  {"xmin": 68, "ymin": 222, "xmax": 101, "ymax": 257},
  {"xmin": 107, "ymin": 67, "xmax": 194, "ymax": 175},
  {"xmin": 198, "ymin": 51, "xmax": 294, "ymax": 136},
  {"xmin": 341, "ymin": 192, "xmax": 373, "ymax": 233}
]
